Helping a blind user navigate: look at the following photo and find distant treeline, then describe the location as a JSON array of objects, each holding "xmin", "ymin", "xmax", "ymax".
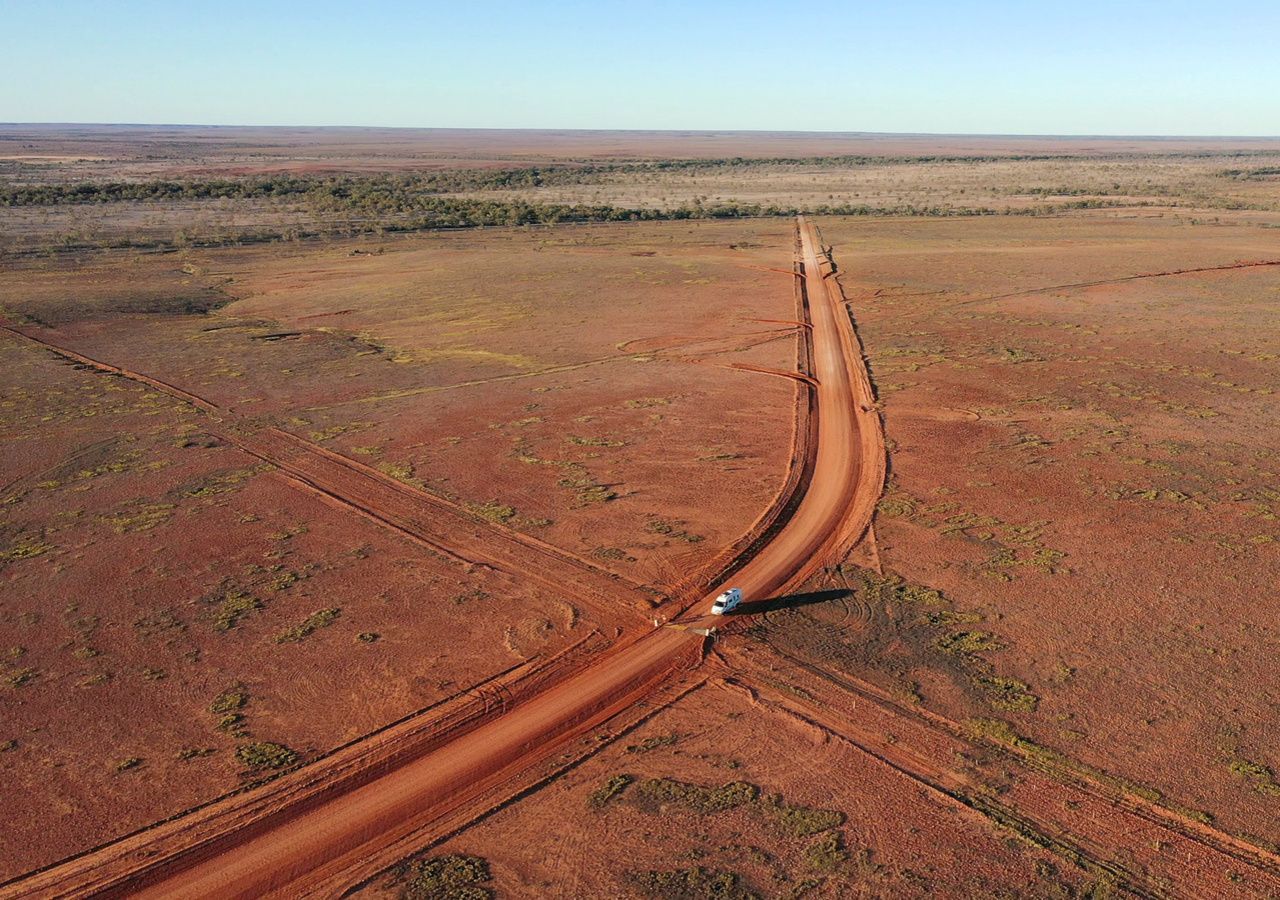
[
  {"xmin": 7, "ymin": 196, "xmax": 1151, "ymax": 259},
  {"xmin": 1220, "ymin": 166, "xmax": 1280, "ymax": 180},
  {"xmin": 8, "ymin": 149, "xmax": 1279, "ymax": 208},
  {"xmin": 1, "ymin": 177, "xmax": 319, "ymax": 206},
  {"xmin": 365, "ymin": 197, "xmax": 1016, "ymax": 227},
  {"xmin": 2, "ymin": 165, "xmax": 1008, "ymax": 209},
  {"xmin": 0, "ymin": 164, "xmax": 994, "ymax": 207}
]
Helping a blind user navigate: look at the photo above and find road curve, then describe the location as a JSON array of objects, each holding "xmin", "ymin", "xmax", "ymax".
[{"xmin": 5, "ymin": 217, "xmax": 885, "ymax": 899}]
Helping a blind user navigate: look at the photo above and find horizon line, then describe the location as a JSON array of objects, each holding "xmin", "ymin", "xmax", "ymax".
[{"xmin": 3, "ymin": 123, "xmax": 1280, "ymax": 141}]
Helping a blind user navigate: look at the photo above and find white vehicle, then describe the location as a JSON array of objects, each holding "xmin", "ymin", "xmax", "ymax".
[{"xmin": 711, "ymin": 588, "xmax": 743, "ymax": 616}]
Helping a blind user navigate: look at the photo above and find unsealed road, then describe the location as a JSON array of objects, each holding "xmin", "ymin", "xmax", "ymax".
[{"xmin": 7, "ymin": 217, "xmax": 885, "ymax": 898}]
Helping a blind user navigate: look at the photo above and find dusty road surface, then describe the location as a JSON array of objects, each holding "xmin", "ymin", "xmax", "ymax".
[{"xmin": 4, "ymin": 218, "xmax": 884, "ymax": 898}]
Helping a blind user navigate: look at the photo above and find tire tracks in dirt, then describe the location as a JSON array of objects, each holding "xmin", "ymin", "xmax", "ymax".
[
  {"xmin": 0, "ymin": 321, "xmax": 657, "ymax": 625},
  {"xmin": 729, "ymin": 644, "xmax": 1280, "ymax": 899},
  {"xmin": 664, "ymin": 236, "xmax": 818, "ymax": 606},
  {"xmin": 947, "ymin": 257, "xmax": 1280, "ymax": 310}
]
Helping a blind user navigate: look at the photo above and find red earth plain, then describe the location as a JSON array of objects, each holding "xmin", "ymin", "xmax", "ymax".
[{"xmin": 3, "ymin": 129, "xmax": 1280, "ymax": 898}]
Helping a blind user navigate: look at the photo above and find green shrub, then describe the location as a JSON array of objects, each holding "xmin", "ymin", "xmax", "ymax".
[
  {"xmin": 4, "ymin": 667, "xmax": 37, "ymax": 688},
  {"xmin": 213, "ymin": 592, "xmax": 262, "ymax": 631},
  {"xmin": 236, "ymin": 741, "xmax": 298, "ymax": 770},
  {"xmin": 465, "ymin": 501, "xmax": 517, "ymax": 525},
  {"xmin": 627, "ymin": 866, "xmax": 756, "ymax": 900},
  {"xmin": 588, "ymin": 774, "xmax": 634, "ymax": 808},
  {"xmin": 645, "ymin": 518, "xmax": 704, "ymax": 543},
  {"xmin": 934, "ymin": 630, "xmax": 1003, "ymax": 656},
  {"xmin": 1, "ymin": 537, "xmax": 53, "ymax": 561},
  {"xmin": 974, "ymin": 675, "xmax": 1039, "ymax": 712},
  {"xmin": 803, "ymin": 830, "xmax": 848, "ymax": 871},
  {"xmin": 634, "ymin": 778, "xmax": 759, "ymax": 814},
  {"xmin": 626, "ymin": 732, "xmax": 680, "ymax": 754},
  {"xmin": 402, "ymin": 854, "xmax": 492, "ymax": 900},
  {"xmin": 276, "ymin": 607, "xmax": 340, "ymax": 643},
  {"xmin": 759, "ymin": 794, "xmax": 845, "ymax": 837},
  {"xmin": 210, "ymin": 686, "xmax": 248, "ymax": 715}
]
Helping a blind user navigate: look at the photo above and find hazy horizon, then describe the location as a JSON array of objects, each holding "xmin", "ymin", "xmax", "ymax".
[{"xmin": 4, "ymin": 123, "xmax": 1280, "ymax": 140}]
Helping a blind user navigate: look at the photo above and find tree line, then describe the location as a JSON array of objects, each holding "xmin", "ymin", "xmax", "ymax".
[{"xmin": 10, "ymin": 149, "xmax": 1267, "ymax": 208}]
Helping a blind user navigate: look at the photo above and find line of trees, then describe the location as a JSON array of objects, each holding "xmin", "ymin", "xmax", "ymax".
[{"xmin": 10, "ymin": 149, "xmax": 1274, "ymax": 208}]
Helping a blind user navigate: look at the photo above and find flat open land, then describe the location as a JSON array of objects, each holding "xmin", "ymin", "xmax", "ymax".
[{"xmin": 2, "ymin": 128, "xmax": 1279, "ymax": 898}]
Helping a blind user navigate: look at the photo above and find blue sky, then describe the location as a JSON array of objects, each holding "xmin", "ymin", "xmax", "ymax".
[{"xmin": 2, "ymin": 0, "xmax": 1277, "ymax": 134}]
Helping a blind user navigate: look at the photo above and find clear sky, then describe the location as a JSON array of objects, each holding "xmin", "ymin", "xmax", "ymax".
[{"xmin": 2, "ymin": 0, "xmax": 1277, "ymax": 135}]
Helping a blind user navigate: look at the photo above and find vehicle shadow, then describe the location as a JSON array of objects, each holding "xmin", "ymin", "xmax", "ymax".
[{"xmin": 732, "ymin": 587, "xmax": 850, "ymax": 616}]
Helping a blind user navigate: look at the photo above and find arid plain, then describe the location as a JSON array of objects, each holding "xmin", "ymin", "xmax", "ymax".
[{"xmin": 2, "ymin": 127, "xmax": 1279, "ymax": 898}]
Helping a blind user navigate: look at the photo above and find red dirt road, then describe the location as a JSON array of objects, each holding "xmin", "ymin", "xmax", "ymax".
[{"xmin": 4, "ymin": 218, "xmax": 885, "ymax": 898}]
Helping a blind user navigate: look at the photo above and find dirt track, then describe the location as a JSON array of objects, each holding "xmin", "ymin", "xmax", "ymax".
[
  {"xmin": 0, "ymin": 321, "xmax": 659, "ymax": 629},
  {"xmin": 728, "ymin": 644, "xmax": 1280, "ymax": 899},
  {"xmin": 2, "ymin": 217, "xmax": 885, "ymax": 898}
]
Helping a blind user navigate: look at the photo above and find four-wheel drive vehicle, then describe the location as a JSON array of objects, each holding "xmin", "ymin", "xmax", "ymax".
[{"xmin": 711, "ymin": 588, "xmax": 743, "ymax": 615}]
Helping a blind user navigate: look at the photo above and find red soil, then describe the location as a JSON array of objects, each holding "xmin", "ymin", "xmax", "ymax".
[{"xmin": 3, "ymin": 217, "xmax": 887, "ymax": 897}]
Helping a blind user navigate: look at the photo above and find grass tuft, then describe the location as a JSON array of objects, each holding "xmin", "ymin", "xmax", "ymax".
[
  {"xmin": 213, "ymin": 591, "xmax": 262, "ymax": 631},
  {"xmin": 276, "ymin": 607, "xmax": 341, "ymax": 644},
  {"xmin": 627, "ymin": 867, "xmax": 756, "ymax": 900},
  {"xmin": 588, "ymin": 774, "xmax": 634, "ymax": 809},
  {"xmin": 759, "ymin": 794, "xmax": 846, "ymax": 837},
  {"xmin": 402, "ymin": 854, "xmax": 492, "ymax": 900},
  {"xmin": 634, "ymin": 778, "xmax": 759, "ymax": 814},
  {"xmin": 803, "ymin": 830, "xmax": 848, "ymax": 871},
  {"xmin": 235, "ymin": 741, "xmax": 298, "ymax": 771}
]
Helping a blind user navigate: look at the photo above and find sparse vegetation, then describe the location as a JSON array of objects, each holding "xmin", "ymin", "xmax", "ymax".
[
  {"xmin": 566, "ymin": 435, "xmax": 625, "ymax": 447},
  {"xmin": 634, "ymin": 778, "xmax": 759, "ymax": 814},
  {"xmin": 210, "ymin": 686, "xmax": 249, "ymax": 716},
  {"xmin": 592, "ymin": 546, "xmax": 634, "ymax": 562},
  {"xmin": 401, "ymin": 854, "xmax": 493, "ymax": 900},
  {"xmin": 627, "ymin": 777, "xmax": 845, "ymax": 850},
  {"xmin": 213, "ymin": 591, "xmax": 262, "ymax": 631},
  {"xmin": 4, "ymin": 667, "xmax": 38, "ymax": 688},
  {"xmin": 235, "ymin": 741, "xmax": 299, "ymax": 771},
  {"xmin": 934, "ymin": 630, "xmax": 1003, "ymax": 656},
  {"xmin": 184, "ymin": 467, "xmax": 264, "ymax": 498},
  {"xmin": 645, "ymin": 518, "xmax": 704, "ymax": 544},
  {"xmin": 276, "ymin": 607, "xmax": 341, "ymax": 643},
  {"xmin": 627, "ymin": 866, "xmax": 757, "ymax": 900},
  {"xmin": 965, "ymin": 718, "xmax": 1166, "ymax": 805},
  {"xmin": 588, "ymin": 774, "xmax": 634, "ymax": 808},
  {"xmin": 759, "ymin": 793, "xmax": 846, "ymax": 837},
  {"xmin": 626, "ymin": 732, "xmax": 680, "ymax": 754},
  {"xmin": 973, "ymin": 675, "xmax": 1039, "ymax": 712},
  {"xmin": 0, "ymin": 536, "xmax": 53, "ymax": 563},
  {"xmin": 803, "ymin": 830, "xmax": 848, "ymax": 871},
  {"xmin": 1227, "ymin": 758, "xmax": 1280, "ymax": 795},
  {"xmin": 464, "ymin": 501, "xmax": 517, "ymax": 525},
  {"xmin": 99, "ymin": 502, "xmax": 175, "ymax": 534},
  {"xmin": 556, "ymin": 466, "xmax": 618, "ymax": 505}
]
